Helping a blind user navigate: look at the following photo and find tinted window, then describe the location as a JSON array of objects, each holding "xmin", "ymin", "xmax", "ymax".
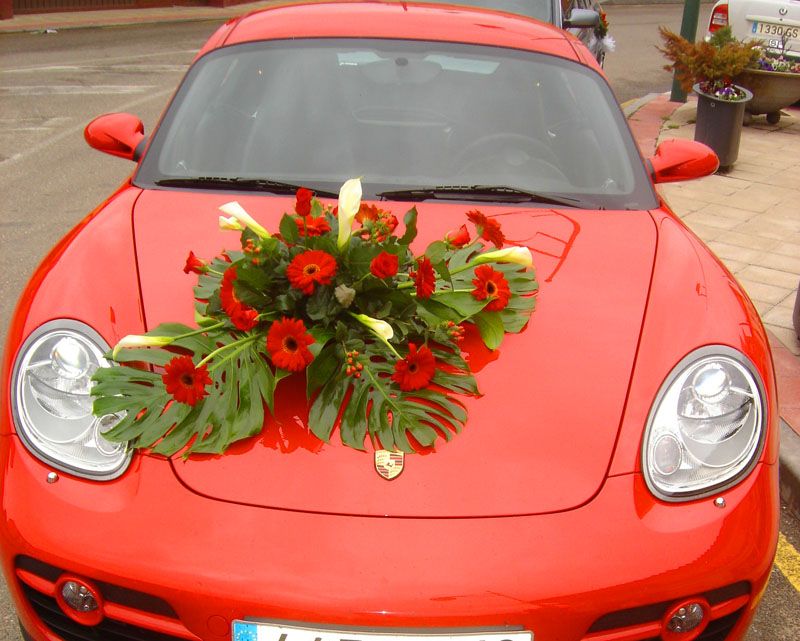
[{"xmin": 137, "ymin": 39, "xmax": 656, "ymax": 209}]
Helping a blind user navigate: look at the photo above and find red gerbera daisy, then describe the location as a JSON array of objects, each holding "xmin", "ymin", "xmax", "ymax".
[
  {"xmin": 295, "ymin": 187, "xmax": 314, "ymax": 217},
  {"xmin": 466, "ymin": 210, "xmax": 505, "ymax": 248},
  {"xmin": 471, "ymin": 264, "xmax": 511, "ymax": 311},
  {"xmin": 220, "ymin": 266, "xmax": 259, "ymax": 331},
  {"xmin": 162, "ymin": 355, "xmax": 212, "ymax": 406},
  {"xmin": 392, "ymin": 343, "xmax": 436, "ymax": 391},
  {"xmin": 411, "ymin": 256, "xmax": 436, "ymax": 299},
  {"xmin": 370, "ymin": 251, "xmax": 399, "ymax": 279},
  {"xmin": 286, "ymin": 250, "xmax": 337, "ymax": 295},
  {"xmin": 266, "ymin": 317, "xmax": 315, "ymax": 372},
  {"xmin": 294, "ymin": 215, "xmax": 331, "ymax": 237}
]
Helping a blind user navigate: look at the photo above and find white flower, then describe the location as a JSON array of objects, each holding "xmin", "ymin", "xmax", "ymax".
[
  {"xmin": 351, "ymin": 313, "xmax": 394, "ymax": 341},
  {"xmin": 218, "ymin": 201, "xmax": 270, "ymax": 238},
  {"xmin": 601, "ymin": 35, "xmax": 616, "ymax": 53},
  {"xmin": 473, "ymin": 246, "xmax": 533, "ymax": 267},
  {"xmin": 335, "ymin": 284, "xmax": 357, "ymax": 308},
  {"xmin": 337, "ymin": 177, "xmax": 362, "ymax": 249},
  {"xmin": 112, "ymin": 334, "xmax": 173, "ymax": 360},
  {"xmin": 218, "ymin": 215, "xmax": 244, "ymax": 231}
]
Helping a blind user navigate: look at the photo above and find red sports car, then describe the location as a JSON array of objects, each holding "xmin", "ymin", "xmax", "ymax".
[{"xmin": 0, "ymin": 3, "xmax": 779, "ymax": 641}]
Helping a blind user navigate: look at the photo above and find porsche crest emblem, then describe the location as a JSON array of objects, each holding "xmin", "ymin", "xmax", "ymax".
[{"xmin": 374, "ymin": 450, "xmax": 405, "ymax": 480}]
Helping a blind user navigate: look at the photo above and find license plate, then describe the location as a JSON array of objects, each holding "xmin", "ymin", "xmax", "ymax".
[
  {"xmin": 751, "ymin": 20, "xmax": 800, "ymax": 45},
  {"xmin": 232, "ymin": 622, "xmax": 533, "ymax": 641}
]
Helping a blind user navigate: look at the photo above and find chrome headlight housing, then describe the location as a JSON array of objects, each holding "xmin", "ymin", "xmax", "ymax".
[
  {"xmin": 642, "ymin": 346, "xmax": 766, "ymax": 501},
  {"xmin": 11, "ymin": 320, "xmax": 131, "ymax": 480}
]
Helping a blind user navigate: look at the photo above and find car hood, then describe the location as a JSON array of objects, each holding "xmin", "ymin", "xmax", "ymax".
[{"xmin": 132, "ymin": 190, "xmax": 656, "ymax": 517}]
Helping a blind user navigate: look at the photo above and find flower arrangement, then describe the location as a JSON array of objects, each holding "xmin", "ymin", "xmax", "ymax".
[
  {"xmin": 91, "ymin": 180, "xmax": 538, "ymax": 456},
  {"xmin": 659, "ymin": 26, "xmax": 760, "ymax": 101},
  {"xmin": 752, "ymin": 47, "xmax": 800, "ymax": 74},
  {"xmin": 592, "ymin": 9, "xmax": 616, "ymax": 55}
]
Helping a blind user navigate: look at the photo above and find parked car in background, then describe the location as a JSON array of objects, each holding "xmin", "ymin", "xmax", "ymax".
[
  {"xmin": 707, "ymin": 0, "xmax": 800, "ymax": 58},
  {"xmin": 411, "ymin": 0, "xmax": 608, "ymax": 63}
]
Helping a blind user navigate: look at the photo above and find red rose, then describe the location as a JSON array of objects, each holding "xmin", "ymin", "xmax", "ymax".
[
  {"xmin": 370, "ymin": 251, "xmax": 399, "ymax": 279},
  {"xmin": 445, "ymin": 224, "xmax": 471, "ymax": 248},
  {"xmin": 295, "ymin": 187, "xmax": 314, "ymax": 218}
]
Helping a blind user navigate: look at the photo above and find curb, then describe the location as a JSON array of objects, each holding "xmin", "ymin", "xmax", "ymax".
[{"xmin": 621, "ymin": 92, "xmax": 664, "ymax": 118}]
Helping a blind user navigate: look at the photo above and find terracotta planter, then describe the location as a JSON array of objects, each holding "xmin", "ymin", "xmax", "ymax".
[
  {"xmin": 693, "ymin": 83, "xmax": 752, "ymax": 172},
  {"xmin": 734, "ymin": 68, "xmax": 800, "ymax": 125}
]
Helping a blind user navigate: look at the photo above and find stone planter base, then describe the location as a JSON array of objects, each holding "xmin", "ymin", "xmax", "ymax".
[{"xmin": 734, "ymin": 69, "xmax": 800, "ymax": 125}]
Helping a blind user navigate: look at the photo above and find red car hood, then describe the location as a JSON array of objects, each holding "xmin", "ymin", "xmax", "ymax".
[{"xmin": 133, "ymin": 190, "xmax": 656, "ymax": 517}]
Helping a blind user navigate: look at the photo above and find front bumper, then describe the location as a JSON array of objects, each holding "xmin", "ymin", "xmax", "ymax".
[{"xmin": 0, "ymin": 434, "xmax": 779, "ymax": 641}]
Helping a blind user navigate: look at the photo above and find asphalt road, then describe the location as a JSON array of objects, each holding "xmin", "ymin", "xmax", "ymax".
[{"xmin": 0, "ymin": 4, "xmax": 799, "ymax": 640}]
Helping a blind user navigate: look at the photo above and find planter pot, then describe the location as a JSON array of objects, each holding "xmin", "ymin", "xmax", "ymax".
[
  {"xmin": 734, "ymin": 68, "xmax": 800, "ymax": 125},
  {"xmin": 693, "ymin": 83, "xmax": 752, "ymax": 171}
]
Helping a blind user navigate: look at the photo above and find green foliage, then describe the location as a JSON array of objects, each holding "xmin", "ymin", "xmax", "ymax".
[
  {"xmin": 658, "ymin": 26, "xmax": 760, "ymax": 93},
  {"xmin": 92, "ymin": 194, "xmax": 538, "ymax": 458}
]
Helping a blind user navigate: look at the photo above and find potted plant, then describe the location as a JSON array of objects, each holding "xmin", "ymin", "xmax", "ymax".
[
  {"xmin": 736, "ymin": 38, "xmax": 800, "ymax": 124},
  {"xmin": 659, "ymin": 26, "xmax": 759, "ymax": 170}
]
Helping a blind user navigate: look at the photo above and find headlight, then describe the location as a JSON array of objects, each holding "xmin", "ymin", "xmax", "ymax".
[
  {"xmin": 11, "ymin": 320, "xmax": 131, "ymax": 480},
  {"xmin": 642, "ymin": 346, "xmax": 766, "ymax": 501}
]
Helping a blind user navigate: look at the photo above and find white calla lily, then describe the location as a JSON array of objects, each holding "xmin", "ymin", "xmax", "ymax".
[
  {"xmin": 219, "ymin": 201, "xmax": 270, "ymax": 238},
  {"xmin": 473, "ymin": 245, "xmax": 533, "ymax": 267},
  {"xmin": 349, "ymin": 312, "xmax": 399, "ymax": 357},
  {"xmin": 352, "ymin": 313, "xmax": 393, "ymax": 341},
  {"xmin": 336, "ymin": 177, "xmax": 362, "ymax": 249},
  {"xmin": 112, "ymin": 335, "xmax": 173, "ymax": 360},
  {"xmin": 218, "ymin": 215, "xmax": 244, "ymax": 231}
]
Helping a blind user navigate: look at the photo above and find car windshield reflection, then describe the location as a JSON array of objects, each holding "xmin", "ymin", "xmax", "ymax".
[{"xmin": 137, "ymin": 39, "xmax": 655, "ymax": 209}]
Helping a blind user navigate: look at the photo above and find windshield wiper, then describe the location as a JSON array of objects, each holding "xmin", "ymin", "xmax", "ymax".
[
  {"xmin": 376, "ymin": 185, "xmax": 595, "ymax": 208},
  {"xmin": 154, "ymin": 176, "xmax": 338, "ymax": 198}
]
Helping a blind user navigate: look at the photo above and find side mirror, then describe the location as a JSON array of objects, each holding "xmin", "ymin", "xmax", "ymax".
[
  {"xmin": 84, "ymin": 113, "xmax": 146, "ymax": 161},
  {"xmin": 648, "ymin": 139, "xmax": 719, "ymax": 183},
  {"xmin": 563, "ymin": 9, "xmax": 600, "ymax": 28}
]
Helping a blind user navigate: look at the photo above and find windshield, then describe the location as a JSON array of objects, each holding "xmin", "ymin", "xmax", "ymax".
[
  {"xmin": 408, "ymin": 0, "xmax": 553, "ymax": 22},
  {"xmin": 136, "ymin": 39, "xmax": 656, "ymax": 209}
]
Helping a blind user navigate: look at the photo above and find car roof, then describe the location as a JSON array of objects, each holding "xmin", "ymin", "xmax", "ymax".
[{"xmin": 198, "ymin": 1, "xmax": 587, "ymax": 63}]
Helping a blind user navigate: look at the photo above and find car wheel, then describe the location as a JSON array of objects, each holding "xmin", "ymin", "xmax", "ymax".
[{"xmin": 766, "ymin": 111, "xmax": 781, "ymax": 125}]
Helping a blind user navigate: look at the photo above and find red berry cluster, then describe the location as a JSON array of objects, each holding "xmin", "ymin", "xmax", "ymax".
[{"xmin": 345, "ymin": 350, "xmax": 364, "ymax": 378}]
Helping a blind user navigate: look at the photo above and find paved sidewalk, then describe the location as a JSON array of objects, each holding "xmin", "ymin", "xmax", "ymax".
[{"xmin": 627, "ymin": 93, "xmax": 800, "ymax": 514}]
